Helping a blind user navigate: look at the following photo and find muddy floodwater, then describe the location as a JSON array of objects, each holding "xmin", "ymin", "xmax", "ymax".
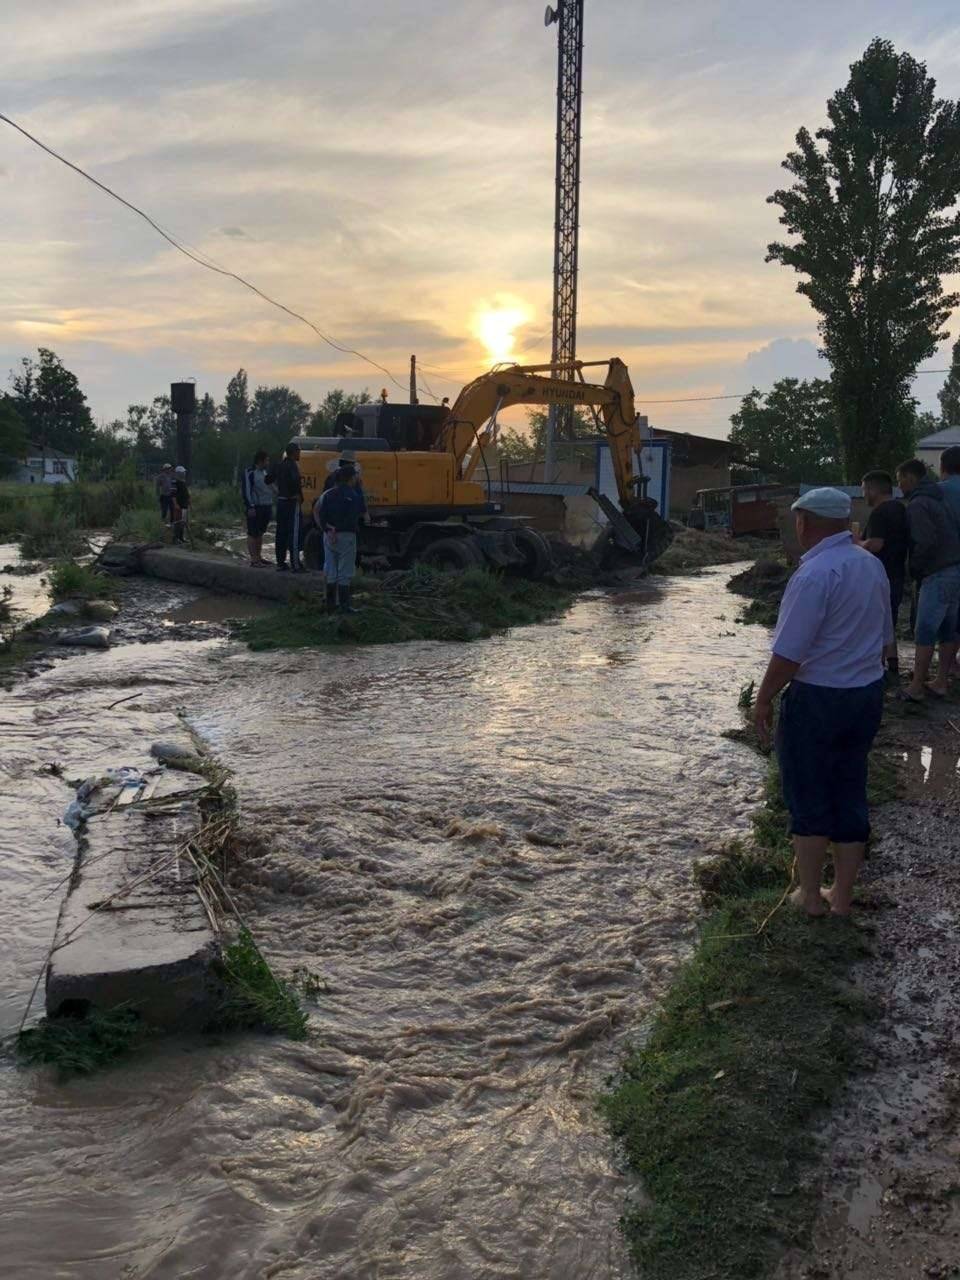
[{"xmin": 2, "ymin": 566, "xmax": 769, "ymax": 1280}]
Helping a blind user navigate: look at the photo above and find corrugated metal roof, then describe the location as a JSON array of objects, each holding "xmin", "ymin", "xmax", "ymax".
[
  {"xmin": 488, "ymin": 481, "xmax": 591, "ymax": 497},
  {"xmin": 918, "ymin": 425, "xmax": 960, "ymax": 448}
]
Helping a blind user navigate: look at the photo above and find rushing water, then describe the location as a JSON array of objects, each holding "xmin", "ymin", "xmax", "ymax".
[{"xmin": 1, "ymin": 567, "xmax": 769, "ymax": 1280}]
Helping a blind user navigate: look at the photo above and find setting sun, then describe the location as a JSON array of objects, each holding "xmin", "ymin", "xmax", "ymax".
[{"xmin": 474, "ymin": 302, "xmax": 531, "ymax": 365}]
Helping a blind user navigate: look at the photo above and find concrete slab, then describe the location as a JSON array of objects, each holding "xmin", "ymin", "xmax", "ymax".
[
  {"xmin": 46, "ymin": 766, "xmax": 223, "ymax": 1030},
  {"xmin": 140, "ymin": 547, "xmax": 325, "ymax": 601}
]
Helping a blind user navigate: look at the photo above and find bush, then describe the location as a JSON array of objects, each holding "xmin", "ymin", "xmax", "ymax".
[
  {"xmin": 47, "ymin": 561, "xmax": 118, "ymax": 601},
  {"xmin": 112, "ymin": 506, "xmax": 168, "ymax": 543}
]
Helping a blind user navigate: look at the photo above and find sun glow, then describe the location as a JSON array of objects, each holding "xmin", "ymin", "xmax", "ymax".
[{"xmin": 474, "ymin": 302, "xmax": 531, "ymax": 364}]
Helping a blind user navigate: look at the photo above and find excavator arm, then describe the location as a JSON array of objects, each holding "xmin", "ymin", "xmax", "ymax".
[
  {"xmin": 442, "ymin": 358, "xmax": 641, "ymax": 501},
  {"xmin": 440, "ymin": 356, "xmax": 672, "ymax": 566}
]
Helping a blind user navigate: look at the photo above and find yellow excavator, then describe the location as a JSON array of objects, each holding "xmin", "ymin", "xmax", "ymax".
[{"xmin": 295, "ymin": 357, "xmax": 673, "ymax": 578}]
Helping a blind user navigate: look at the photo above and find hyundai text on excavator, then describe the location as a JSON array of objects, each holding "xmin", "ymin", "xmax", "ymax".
[{"xmin": 294, "ymin": 357, "xmax": 673, "ymax": 579}]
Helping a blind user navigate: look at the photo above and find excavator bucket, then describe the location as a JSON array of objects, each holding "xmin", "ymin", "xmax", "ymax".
[{"xmin": 587, "ymin": 488, "xmax": 674, "ymax": 570}]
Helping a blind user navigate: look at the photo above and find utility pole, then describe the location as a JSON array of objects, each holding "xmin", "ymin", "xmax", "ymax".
[
  {"xmin": 544, "ymin": 0, "xmax": 585, "ymax": 480},
  {"xmin": 409, "ymin": 355, "xmax": 419, "ymax": 405}
]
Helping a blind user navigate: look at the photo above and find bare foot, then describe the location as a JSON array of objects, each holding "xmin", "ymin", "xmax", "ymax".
[
  {"xmin": 789, "ymin": 886, "xmax": 828, "ymax": 917},
  {"xmin": 821, "ymin": 885, "xmax": 853, "ymax": 916}
]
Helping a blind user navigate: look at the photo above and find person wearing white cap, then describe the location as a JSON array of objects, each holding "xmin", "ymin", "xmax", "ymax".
[{"xmin": 752, "ymin": 487, "xmax": 892, "ymax": 917}]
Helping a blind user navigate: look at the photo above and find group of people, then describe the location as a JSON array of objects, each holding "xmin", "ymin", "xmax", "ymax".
[
  {"xmin": 238, "ymin": 442, "xmax": 368, "ymax": 612},
  {"xmin": 154, "ymin": 463, "xmax": 191, "ymax": 543},
  {"xmin": 753, "ymin": 447, "xmax": 960, "ymax": 919}
]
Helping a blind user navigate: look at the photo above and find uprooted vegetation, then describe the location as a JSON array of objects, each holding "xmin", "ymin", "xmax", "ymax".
[
  {"xmin": 654, "ymin": 527, "xmax": 771, "ymax": 576},
  {"xmin": 727, "ymin": 557, "xmax": 793, "ymax": 626},
  {"xmin": 232, "ymin": 566, "xmax": 574, "ymax": 650},
  {"xmin": 602, "ymin": 709, "xmax": 902, "ymax": 1279}
]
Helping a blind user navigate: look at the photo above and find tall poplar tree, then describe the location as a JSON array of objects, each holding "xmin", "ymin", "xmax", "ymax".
[{"xmin": 768, "ymin": 39, "xmax": 960, "ymax": 478}]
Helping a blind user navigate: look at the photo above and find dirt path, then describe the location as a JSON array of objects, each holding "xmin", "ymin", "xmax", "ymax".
[{"xmin": 777, "ymin": 700, "xmax": 960, "ymax": 1280}]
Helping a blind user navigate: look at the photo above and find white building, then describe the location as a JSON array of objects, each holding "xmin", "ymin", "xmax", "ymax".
[
  {"xmin": 917, "ymin": 425, "xmax": 960, "ymax": 472},
  {"xmin": 12, "ymin": 443, "xmax": 78, "ymax": 485}
]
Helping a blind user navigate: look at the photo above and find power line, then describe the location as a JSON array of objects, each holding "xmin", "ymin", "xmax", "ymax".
[{"xmin": 0, "ymin": 110, "xmax": 410, "ymax": 395}]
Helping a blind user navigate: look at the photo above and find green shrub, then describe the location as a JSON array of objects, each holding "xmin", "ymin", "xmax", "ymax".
[
  {"xmin": 212, "ymin": 928, "xmax": 308, "ymax": 1039},
  {"xmin": 47, "ymin": 561, "xmax": 118, "ymax": 601},
  {"xmin": 16, "ymin": 1007, "xmax": 144, "ymax": 1077}
]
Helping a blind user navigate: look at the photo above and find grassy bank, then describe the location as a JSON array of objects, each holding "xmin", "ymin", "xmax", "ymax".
[
  {"xmin": 0, "ymin": 479, "xmax": 242, "ymax": 557},
  {"xmin": 602, "ymin": 737, "xmax": 899, "ymax": 1280},
  {"xmin": 233, "ymin": 567, "xmax": 574, "ymax": 650}
]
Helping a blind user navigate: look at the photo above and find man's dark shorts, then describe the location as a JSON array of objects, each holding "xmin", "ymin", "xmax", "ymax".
[
  {"xmin": 159, "ymin": 495, "xmax": 173, "ymax": 522},
  {"xmin": 246, "ymin": 504, "xmax": 273, "ymax": 537},
  {"xmin": 776, "ymin": 678, "xmax": 884, "ymax": 844}
]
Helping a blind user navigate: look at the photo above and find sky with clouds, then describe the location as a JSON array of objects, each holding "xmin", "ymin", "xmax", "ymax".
[{"xmin": 3, "ymin": 0, "xmax": 960, "ymax": 438}]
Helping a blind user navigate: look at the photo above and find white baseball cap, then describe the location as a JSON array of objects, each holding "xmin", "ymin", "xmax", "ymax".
[
  {"xmin": 791, "ymin": 487, "xmax": 851, "ymax": 519},
  {"xmin": 175, "ymin": 465, "xmax": 186, "ymax": 475},
  {"xmin": 162, "ymin": 462, "xmax": 173, "ymax": 469}
]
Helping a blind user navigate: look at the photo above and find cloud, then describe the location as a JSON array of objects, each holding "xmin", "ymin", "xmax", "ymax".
[{"xmin": 2, "ymin": 0, "xmax": 959, "ymax": 425}]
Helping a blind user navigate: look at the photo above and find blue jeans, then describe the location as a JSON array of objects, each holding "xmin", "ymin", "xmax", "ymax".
[
  {"xmin": 914, "ymin": 564, "xmax": 960, "ymax": 646},
  {"xmin": 776, "ymin": 678, "xmax": 884, "ymax": 844},
  {"xmin": 323, "ymin": 531, "xmax": 357, "ymax": 584}
]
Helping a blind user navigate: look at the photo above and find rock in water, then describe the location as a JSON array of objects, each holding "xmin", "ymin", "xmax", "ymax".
[
  {"xmin": 56, "ymin": 626, "xmax": 112, "ymax": 649},
  {"xmin": 84, "ymin": 600, "xmax": 120, "ymax": 622}
]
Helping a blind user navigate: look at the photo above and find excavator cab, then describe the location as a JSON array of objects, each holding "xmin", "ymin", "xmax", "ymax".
[{"xmin": 337, "ymin": 404, "xmax": 447, "ymax": 452}]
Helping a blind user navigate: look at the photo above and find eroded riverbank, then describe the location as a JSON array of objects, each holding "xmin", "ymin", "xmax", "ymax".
[{"xmin": 2, "ymin": 565, "xmax": 770, "ymax": 1279}]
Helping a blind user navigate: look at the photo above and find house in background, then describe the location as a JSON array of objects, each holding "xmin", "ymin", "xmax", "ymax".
[
  {"xmin": 11, "ymin": 443, "xmax": 78, "ymax": 485},
  {"xmin": 917, "ymin": 425, "xmax": 960, "ymax": 472}
]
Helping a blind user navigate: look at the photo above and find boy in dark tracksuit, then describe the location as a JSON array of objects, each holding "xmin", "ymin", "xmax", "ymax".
[
  {"xmin": 172, "ymin": 466, "xmax": 190, "ymax": 543},
  {"xmin": 274, "ymin": 442, "xmax": 304, "ymax": 572}
]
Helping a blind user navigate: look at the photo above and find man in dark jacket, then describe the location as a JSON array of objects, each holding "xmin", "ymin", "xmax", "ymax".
[
  {"xmin": 274, "ymin": 442, "xmax": 304, "ymax": 572},
  {"xmin": 315, "ymin": 463, "xmax": 367, "ymax": 612},
  {"xmin": 859, "ymin": 470, "xmax": 909, "ymax": 680},
  {"xmin": 896, "ymin": 458, "xmax": 960, "ymax": 700}
]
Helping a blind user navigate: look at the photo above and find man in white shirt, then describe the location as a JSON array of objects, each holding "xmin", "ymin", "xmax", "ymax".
[{"xmin": 753, "ymin": 488, "xmax": 892, "ymax": 916}]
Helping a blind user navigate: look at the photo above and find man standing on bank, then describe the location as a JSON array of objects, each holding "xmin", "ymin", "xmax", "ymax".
[
  {"xmin": 241, "ymin": 449, "xmax": 274, "ymax": 567},
  {"xmin": 753, "ymin": 488, "xmax": 892, "ymax": 917},
  {"xmin": 156, "ymin": 462, "xmax": 174, "ymax": 524},
  {"xmin": 896, "ymin": 458, "xmax": 960, "ymax": 701},
  {"xmin": 859, "ymin": 471, "xmax": 909, "ymax": 682},
  {"xmin": 316, "ymin": 463, "xmax": 366, "ymax": 612},
  {"xmin": 274, "ymin": 441, "xmax": 304, "ymax": 573}
]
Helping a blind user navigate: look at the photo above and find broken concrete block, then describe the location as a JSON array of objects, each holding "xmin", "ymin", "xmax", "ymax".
[{"xmin": 56, "ymin": 626, "xmax": 112, "ymax": 649}]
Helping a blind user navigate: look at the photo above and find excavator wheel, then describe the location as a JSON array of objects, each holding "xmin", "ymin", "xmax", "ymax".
[
  {"xmin": 508, "ymin": 527, "xmax": 553, "ymax": 580},
  {"xmin": 418, "ymin": 537, "xmax": 485, "ymax": 572}
]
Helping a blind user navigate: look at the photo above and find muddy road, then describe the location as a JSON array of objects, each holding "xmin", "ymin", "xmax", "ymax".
[{"xmin": 2, "ymin": 566, "xmax": 769, "ymax": 1279}]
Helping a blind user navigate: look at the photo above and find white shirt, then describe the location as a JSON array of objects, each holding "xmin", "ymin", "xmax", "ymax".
[{"xmin": 772, "ymin": 532, "xmax": 893, "ymax": 688}]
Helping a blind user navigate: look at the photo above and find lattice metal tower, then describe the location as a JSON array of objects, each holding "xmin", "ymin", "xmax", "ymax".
[{"xmin": 545, "ymin": 0, "xmax": 585, "ymax": 449}]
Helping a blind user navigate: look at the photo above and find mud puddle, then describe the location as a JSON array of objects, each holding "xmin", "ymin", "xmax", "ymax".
[
  {"xmin": 2, "ymin": 565, "xmax": 771, "ymax": 1279},
  {"xmin": 165, "ymin": 593, "xmax": 277, "ymax": 625}
]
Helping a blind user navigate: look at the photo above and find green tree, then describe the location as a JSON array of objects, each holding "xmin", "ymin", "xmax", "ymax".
[
  {"xmin": 498, "ymin": 408, "xmax": 596, "ymax": 466},
  {"xmin": 728, "ymin": 379, "xmax": 842, "ymax": 482},
  {"xmin": 85, "ymin": 421, "xmax": 130, "ymax": 477},
  {"xmin": 221, "ymin": 369, "xmax": 250, "ymax": 435},
  {"xmin": 9, "ymin": 347, "xmax": 96, "ymax": 456},
  {"xmin": 309, "ymin": 388, "xmax": 371, "ymax": 433},
  {"xmin": 250, "ymin": 385, "xmax": 311, "ymax": 449},
  {"xmin": 938, "ymin": 337, "xmax": 960, "ymax": 424},
  {"xmin": 0, "ymin": 395, "xmax": 27, "ymax": 475},
  {"xmin": 767, "ymin": 38, "xmax": 960, "ymax": 478}
]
